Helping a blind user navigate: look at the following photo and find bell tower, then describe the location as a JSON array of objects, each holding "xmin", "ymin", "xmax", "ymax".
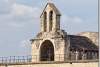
[
  {"xmin": 31, "ymin": 2, "xmax": 68, "ymax": 62},
  {"xmin": 40, "ymin": 2, "xmax": 61, "ymax": 32}
]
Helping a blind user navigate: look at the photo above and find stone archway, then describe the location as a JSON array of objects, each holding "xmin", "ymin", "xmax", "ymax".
[{"xmin": 40, "ymin": 40, "xmax": 54, "ymax": 61}]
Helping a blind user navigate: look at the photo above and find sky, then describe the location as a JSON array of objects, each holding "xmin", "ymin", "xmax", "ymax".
[{"xmin": 0, "ymin": 0, "xmax": 98, "ymax": 56}]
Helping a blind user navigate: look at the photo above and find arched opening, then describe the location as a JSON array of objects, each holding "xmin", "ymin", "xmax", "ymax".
[
  {"xmin": 44, "ymin": 12, "xmax": 47, "ymax": 32},
  {"xmin": 49, "ymin": 11, "xmax": 53, "ymax": 31},
  {"xmin": 40, "ymin": 40, "xmax": 54, "ymax": 61}
]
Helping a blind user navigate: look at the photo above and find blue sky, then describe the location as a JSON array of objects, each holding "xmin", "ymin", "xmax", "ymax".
[{"xmin": 0, "ymin": 0, "xmax": 98, "ymax": 56}]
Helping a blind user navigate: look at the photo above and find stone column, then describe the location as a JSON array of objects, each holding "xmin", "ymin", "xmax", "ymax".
[
  {"xmin": 82, "ymin": 53, "xmax": 86, "ymax": 60},
  {"xmin": 92, "ymin": 52, "xmax": 95, "ymax": 59},
  {"xmin": 75, "ymin": 51, "xmax": 79, "ymax": 61},
  {"xmin": 95, "ymin": 52, "xmax": 97, "ymax": 59},
  {"xmin": 40, "ymin": 15, "xmax": 44, "ymax": 32},
  {"xmin": 56, "ymin": 15, "xmax": 60, "ymax": 31}
]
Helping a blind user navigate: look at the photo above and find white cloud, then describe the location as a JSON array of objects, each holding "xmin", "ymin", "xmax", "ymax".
[
  {"xmin": 60, "ymin": 14, "xmax": 98, "ymax": 34},
  {"xmin": 61, "ymin": 15, "xmax": 84, "ymax": 32},
  {"xmin": 20, "ymin": 39, "xmax": 31, "ymax": 48},
  {"xmin": 12, "ymin": 4, "xmax": 32, "ymax": 16},
  {"xmin": 10, "ymin": 3, "xmax": 40, "ymax": 27},
  {"xmin": 11, "ymin": 3, "xmax": 41, "ymax": 18},
  {"xmin": 8, "ymin": 22, "xmax": 25, "ymax": 28},
  {"xmin": 0, "ymin": 0, "xmax": 41, "ymax": 28},
  {"xmin": 61, "ymin": 15, "xmax": 83, "ymax": 24}
]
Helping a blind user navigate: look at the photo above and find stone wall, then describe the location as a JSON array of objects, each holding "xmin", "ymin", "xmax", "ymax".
[{"xmin": 0, "ymin": 62, "xmax": 98, "ymax": 67}]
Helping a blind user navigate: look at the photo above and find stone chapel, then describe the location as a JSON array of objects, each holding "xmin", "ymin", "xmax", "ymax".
[{"xmin": 31, "ymin": 2, "xmax": 99, "ymax": 62}]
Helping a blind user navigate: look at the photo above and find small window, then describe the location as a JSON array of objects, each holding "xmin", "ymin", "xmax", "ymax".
[
  {"xmin": 49, "ymin": 11, "xmax": 53, "ymax": 31},
  {"xmin": 44, "ymin": 12, "xmax": 47, "ymax": 32}
]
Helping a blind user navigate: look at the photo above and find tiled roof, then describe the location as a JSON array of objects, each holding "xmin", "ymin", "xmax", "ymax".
[{"xmin": 68, "ymin": 35, "xmax": 98, "ymax": 51}]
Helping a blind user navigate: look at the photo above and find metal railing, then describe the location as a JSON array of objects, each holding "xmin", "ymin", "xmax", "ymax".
[
  {"xmin": 0, "ymin": 54, "xmax": 98, "ymax": 64},
  {"xmin": 0, "ymin": 55, "xmax": 32, "ymax": 64}
]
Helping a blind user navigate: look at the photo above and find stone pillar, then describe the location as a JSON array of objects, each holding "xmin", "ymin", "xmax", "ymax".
[
  {"xmin": 82, "ymin": 53, "xmax": 86, "ymax": 60},
  {"xmin": 92, "ymin": 52, "xmax": 95, "ymax": 59},
  {"xmin": 75, "ymin": 51, "xmax": 79, "ymax": 61},
  {"xmin": 85, "ymin": 52, "xmax": 88, "ymax": 59},
  {"xmin": 70, "ymin": 51, "xmax": 76, "ymax": 60},
  {"xmin": 52, "ymin": 14, "xmax": 61, "ymax": 32},
  {"xmin": 95, "ymin": 52, "xmax": 97, "ymax": 59},
  {"xmin": 88, "ymin": 52, "xmax": 91, "ymax": 59},
  {"xmin": 40, "ymin": 15, "xmax": 44, "ymax": 32},
  {"xmin": 56, "ymin": 15, "xmax": 60, "ymax": 31}
]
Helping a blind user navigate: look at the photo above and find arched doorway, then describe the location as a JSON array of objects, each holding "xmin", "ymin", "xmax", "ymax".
[{"xmin": 40, "ymin": 40, "xmax": 54, "ymax": 61}]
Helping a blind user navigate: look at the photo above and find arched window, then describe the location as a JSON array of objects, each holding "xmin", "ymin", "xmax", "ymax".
[
  {"xmin": 44, "ymin": 12, "xmax": 47, "ymax": 32},
  {"xmin": 49, "ymin": 11, "xmax": 53, "ymax": 31}
]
